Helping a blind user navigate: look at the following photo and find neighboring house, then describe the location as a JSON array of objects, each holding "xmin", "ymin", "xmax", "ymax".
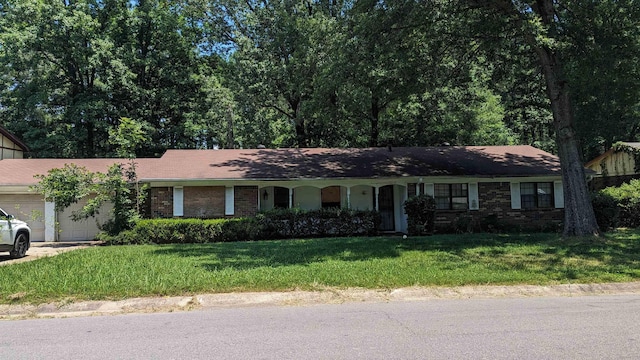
[
  {"xmin": 0, "ymin": 125, "xmax": 28, "ymax": 160},
  {"xmin": 0, "ymin": 146, "xmax": 565, "ymax": 241},
  {"xmin": 585, "ymin": 142, "xmax": 640, "ymax": 190}
]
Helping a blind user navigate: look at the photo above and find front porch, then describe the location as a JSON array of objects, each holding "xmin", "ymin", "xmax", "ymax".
[
  {"xmin": 150, "ymin": 180, "xmax": 414, "ymax": 233},
  {"xmin": 258, "ymin": 184, "xmax": 407, "ymax": 232}
]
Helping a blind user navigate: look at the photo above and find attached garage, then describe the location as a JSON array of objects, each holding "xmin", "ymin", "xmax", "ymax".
[
  {"xmin": 0, "ymin": 157, "xmax": 135, "ymax": 242},
  {"xmin": 0, "ymin": 194, "xmax": 46, "ymax": 242},
  {"xmin": 57, "ymin": 197, "xmax": 112, "ymax": 241}
]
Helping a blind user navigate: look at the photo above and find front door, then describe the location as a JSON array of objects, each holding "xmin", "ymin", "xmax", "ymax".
[{"xmin": 378, "ymin": 185, "xmax": 395, "ymax": 231}]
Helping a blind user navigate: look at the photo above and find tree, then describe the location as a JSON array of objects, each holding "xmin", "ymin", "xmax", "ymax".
[
  {"xmin": 470, "ymin": 0, "xmax": 599, "ymax": 236},
  {"xmin": 0, "ymin": 0, "xmax": 118, "ymax": 157},
  {"xmin": 32, "ymin": 117, "xmax": 149, "ymax": 236},
  {"xmin": 562, "ymin": 0, "xmax": 640, "ymax": 159}
]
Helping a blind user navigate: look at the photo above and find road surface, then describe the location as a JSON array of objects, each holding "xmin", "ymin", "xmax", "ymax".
[{"xmin": 2, "ymin": 294, "xmax": 639, "ymax": 359}]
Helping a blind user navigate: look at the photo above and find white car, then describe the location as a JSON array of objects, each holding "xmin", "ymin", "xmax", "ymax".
[{"xmin": 0, "ymin": 207, "xmax": 31, "ymax": 259}]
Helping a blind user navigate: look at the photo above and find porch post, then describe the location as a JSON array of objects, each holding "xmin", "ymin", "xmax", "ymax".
[
  {"xmin": 288, "ymin": 188, "xmax": 293, "ymax": 208},
  {"xmin": 44, "ymin": 200, "xmax": 56, "ymax": 242},
  {"xmin": 374, "ymin": 186, "xmax": 380, "ymax": 211},
  {"xmin": 346, "ymin": 187, "xmax": 351, "ymax": 209}
]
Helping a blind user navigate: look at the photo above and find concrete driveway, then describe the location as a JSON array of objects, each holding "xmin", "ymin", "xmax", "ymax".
[{"xmin": 0, "ymin": 241, "xmax": 102, "ymax": 266}]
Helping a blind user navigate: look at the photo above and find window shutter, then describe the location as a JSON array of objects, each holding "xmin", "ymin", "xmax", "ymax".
[
  {"xmin": 510, "ymin": 182, "xmax": 521, "ymax": 210},
  {"xmin": 173, "ymin": 187, "xmax": 184, "ymax": 217},
  {"xmin": 225, "ymin": 186, "xmax": 234, "ymax": 215},
  {"xmin": 468, "ymin": 183, "xmax": 479, "ymax": 210},
  {"xmin": 554, "ymin": 181, "xmax": 564, "ymax": 208},
  {"xmin": 425, "ymin": 183, "xmax": 435, "ymax": 197}
]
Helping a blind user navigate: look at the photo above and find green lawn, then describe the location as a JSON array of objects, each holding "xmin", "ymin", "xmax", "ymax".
[{"xmin": 2, "ymin": 229, "xmax": 640, "ymax": 304}]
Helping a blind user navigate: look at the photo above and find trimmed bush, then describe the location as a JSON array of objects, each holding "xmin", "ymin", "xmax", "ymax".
[
  {"xmin": 591, "ymin": 192, "xmax": 619, "ymax": 231},
  {"xmin": 104, "ymin": 208, "xmax": 379, "ymax": 245},
  {"xmin": 103, "ymin": 218, "xmax": 259, "ymax": 245},
  {"xmin": 403, "ymin": 194, "xmax": 436, "ymax": 235},
  {"xmin": 256, "ymin": 208, "xmax": 379, "ymax": 239}
]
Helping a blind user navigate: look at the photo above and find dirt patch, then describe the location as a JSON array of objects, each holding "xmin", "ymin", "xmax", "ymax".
[{"xmin": 0, "ymin": 241, "xmax": 102, "ymax": 266}]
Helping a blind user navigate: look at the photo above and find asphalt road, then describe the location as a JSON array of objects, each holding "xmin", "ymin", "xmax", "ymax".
[{"xmin": 2, "ymin": 295, "xmax": 639, "ymax": 359}]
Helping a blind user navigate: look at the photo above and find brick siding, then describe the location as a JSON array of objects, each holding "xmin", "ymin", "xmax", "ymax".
[
  {"xmin": 149, "ymin": 185, "xmax": 258, "ymax": 219},
  {"xmin": 150, "ymin": 187, "xmax": 173, "ymax": 218},
  {"xmin": 432, "ymin": 182, "xmax": 562, "ymax": 232},
  {"xmin": 234, "ymin": 186, "xmax": 258, "ymax": 217},
  {"xmin": 149, "ymin": 182, "xmax": 562, "ymax": 232}
]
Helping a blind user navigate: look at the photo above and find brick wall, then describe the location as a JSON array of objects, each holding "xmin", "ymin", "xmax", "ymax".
[
  {"xmin": 234, "ymin": 186, "xmax": 258, "ymax": 217},
  {"xmin": 433, "ymin": 182, "xmax": 563, "ymax": 232},
  {"xmin": 150, "ymin": 187, "xmax": 173, "ymax": 218},
  {"xmin": 149, "ymin": 185, "xmax": 258, "ymax": 219},
  {"xmin": 184, "ymin": 186, "xmax": 225, "ymax": 218}
]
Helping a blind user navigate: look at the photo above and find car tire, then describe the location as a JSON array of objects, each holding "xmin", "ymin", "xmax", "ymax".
[{"xmin": 9, "ymin": 233, "xmax": 29, "ymax": 259}]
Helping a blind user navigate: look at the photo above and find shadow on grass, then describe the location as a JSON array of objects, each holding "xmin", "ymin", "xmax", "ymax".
[
  {"xmin": 151, "ymin": 230, "xmax": 640, "ymax": 275},
  {"xmin": 152, "ymin": 236, "xmax": 404, "ymax": 271}
]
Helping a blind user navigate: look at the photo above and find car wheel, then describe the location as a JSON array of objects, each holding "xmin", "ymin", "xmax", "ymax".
[{"xmin": 9, "ymin": 233, "xmax": 29, "ymax": 259}]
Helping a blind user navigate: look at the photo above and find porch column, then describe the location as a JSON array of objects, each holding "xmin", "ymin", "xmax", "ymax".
[
  {"xmin": 374, "ymin": 186, "xmax": 380, "ymax": 211},
  {"xmin": 288, "ymin": 188, "xmax": 293, "ymax": 208},
  {"xmin": 44, "ymin": 201, "xmax": 56, "ymax": 242},
  {"xmin": 346, "ymin": 187, "xmax": 351, "ymax": 209}
]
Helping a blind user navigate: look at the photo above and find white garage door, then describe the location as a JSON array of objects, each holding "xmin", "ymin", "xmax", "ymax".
[
  {"xmin": 57, "ymin": 197, "xmax": 112, "ymax": 241},
  {"xmin": 0, "ymin": 194, "xmax": 46, "ymax": 242}
]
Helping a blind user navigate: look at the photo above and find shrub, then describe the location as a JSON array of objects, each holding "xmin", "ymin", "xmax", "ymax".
[
  {"xmin": 256, "ymin": 208, "xmax": 379, "ymax": 239},
  {"xmin": 597, "ymin": 179, "xmax": 640, "ymax": 229},
  {"xmin": 591, "ymin": 192, "xmax": 619, "ymax": 230},
  {"xmin": 104, "ymin": 218, "xmax": 259, "ymax": 245},
  {"xmin": 403, "ymin": 195, "xmax": 436, "ymax": 235},
  {"xmin": 104, "ymin": 208, "xmax": 379, "ymax": 245}
]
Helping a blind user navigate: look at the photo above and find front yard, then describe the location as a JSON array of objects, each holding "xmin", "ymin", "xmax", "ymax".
[{"xmin": 1, "ymin": 229, "xmax": 639, "ymax": 304}]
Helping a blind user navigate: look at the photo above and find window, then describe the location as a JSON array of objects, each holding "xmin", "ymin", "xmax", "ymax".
[
  {"xmin": 520, "ymin": 182, "xmax": 553, "ymax": 209},
  {"xmin": 434, "ymin": 184, "xmax": 468, "ymax": 210}
]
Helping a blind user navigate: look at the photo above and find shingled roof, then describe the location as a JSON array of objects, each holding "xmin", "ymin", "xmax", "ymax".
[
  {"xmin": 0, "ymin": 146, "xmax": 561, "ymax": 186},
  {"xmin": 0, "ymin": 158, "xmax": 160, "ymax": 186},
  {"xmin": 148, "ymin": 146, "xmax": 560, "ymax": 180}
]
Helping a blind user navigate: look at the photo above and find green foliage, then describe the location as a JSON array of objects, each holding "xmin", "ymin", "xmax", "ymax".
[
  {"xmin": 103, "ymin": 218, "xmax": 259, "ymax": 245},
  {"xmin": 257, "ymin": 208, "xmax": 379, "ymax": 239},
  {"xmin": 598, "ymin": 180, "xmax": 640, "ymax": 228},
  {"xmin": 403, "ymin": 195, "xmax": 436, "ymax": 235},
  {"xmin": 33, "ymin": 161, "xmax": 146, "ymax": 236},
  {"xmin": 105, "ymin": 208, "xmax": 379, "ymax": 245},
  {"xmin": 87, "ymin": 163, "xmax": 147, "ymax": 236},
  {"xmin": 591, "ymin": 192, "xmax": 619, "ymax": 231},
  {"xmin": 31, "ymin": 164, "xmax": 97, "ymax": 212},
  {"xmin": 108, "ymin": 118, "xmax": 151, "ymax": 158}
]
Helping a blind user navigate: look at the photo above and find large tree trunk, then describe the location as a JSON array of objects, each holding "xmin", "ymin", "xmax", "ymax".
[{"xmin": 533, "ymin": 0, "xmax": 600, "ymax": 237}]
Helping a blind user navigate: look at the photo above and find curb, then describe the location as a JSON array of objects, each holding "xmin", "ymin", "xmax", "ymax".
[{"xmin": 2, "ymin": 281, "xmax": 640, "ymax": 320}]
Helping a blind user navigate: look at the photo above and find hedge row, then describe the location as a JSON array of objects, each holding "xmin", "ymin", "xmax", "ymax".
[
  {"xmin": 103, "ymin": 208, "xmax": 379, "ymax": 245},
  {"xmin": 593, "ymin": 179, "xmax": 640, "ymax": 230}
]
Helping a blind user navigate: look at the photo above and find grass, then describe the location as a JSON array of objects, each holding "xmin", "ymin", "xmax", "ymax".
[{"xmin": 1, "ymin": 229, "xmax": 640, "ymax": 304}]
